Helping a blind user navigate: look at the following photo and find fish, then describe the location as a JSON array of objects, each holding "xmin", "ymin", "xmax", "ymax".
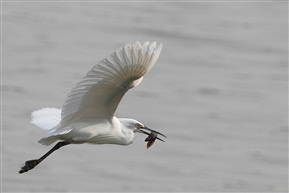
[
  {"xmin": 144, "ymin": 131, "xmax": 165, "ymax": 149},
  {"xmin": 145, "ymin": 132, "xmax": 158, "ymax": 148}
]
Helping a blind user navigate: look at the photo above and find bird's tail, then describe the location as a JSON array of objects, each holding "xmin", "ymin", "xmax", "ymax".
[
  {"xmin": 31, "ymin": 108, "xmax": 61, "ymax": 132},
  {"xmin": 31, "ymin": 108, "xmax": 73, "ymax": 146}
]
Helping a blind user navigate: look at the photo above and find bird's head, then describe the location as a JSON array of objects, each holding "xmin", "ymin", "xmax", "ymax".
[{"xmin": 119, "ymin": 118, "xmax": 166, "ymax": 148}]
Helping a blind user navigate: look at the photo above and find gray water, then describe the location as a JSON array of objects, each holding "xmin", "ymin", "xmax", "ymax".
[{"xmin": 2, "ymin": 2, "xmax": 288, "ymax": 192}]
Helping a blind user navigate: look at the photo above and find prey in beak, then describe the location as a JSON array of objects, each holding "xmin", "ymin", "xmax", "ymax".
[{"xmin": 138, "ymin": 126, "xmax": 166, "ymax": 148}]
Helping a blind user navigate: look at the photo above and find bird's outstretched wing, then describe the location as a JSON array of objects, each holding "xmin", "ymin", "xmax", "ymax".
[{"xmin": 60, "ymin": 41, "xmax": 162, "ymax": 124}]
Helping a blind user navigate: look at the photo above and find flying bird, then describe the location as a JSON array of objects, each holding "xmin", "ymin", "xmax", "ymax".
[{"xmin": 19, "ymin": 41, "xmax": 166, "ymax": 174}]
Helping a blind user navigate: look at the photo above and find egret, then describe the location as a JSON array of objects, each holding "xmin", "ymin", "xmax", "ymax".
[{"xmin": 19, "ymin": 41, "xmax": 166, "ymax": 174}]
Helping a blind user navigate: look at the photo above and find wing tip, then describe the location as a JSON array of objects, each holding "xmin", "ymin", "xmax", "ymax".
[{"xmin": 31, "ymin": 108, "xmax": 61, "ymax": 131}]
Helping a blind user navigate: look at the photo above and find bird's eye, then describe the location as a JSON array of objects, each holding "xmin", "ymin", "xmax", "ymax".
[{"xmin": 135, "ymin": 123, "xmax": 143, "ymax": 128}]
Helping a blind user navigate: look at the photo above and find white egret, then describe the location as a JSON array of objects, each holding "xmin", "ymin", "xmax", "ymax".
[{"xmin": 19, "ymin": 41, "xmax": 166, "ymax": 174}]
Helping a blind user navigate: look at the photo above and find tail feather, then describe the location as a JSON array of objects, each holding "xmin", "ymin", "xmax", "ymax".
[{"xmin": 38, "ymin": 136, "xmax": 59, "ymax": 146}]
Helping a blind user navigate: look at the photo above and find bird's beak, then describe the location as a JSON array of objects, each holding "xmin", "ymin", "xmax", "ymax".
[{"xmin": 138, "ymin": 126, "xmax": 166, "ymax": 142}]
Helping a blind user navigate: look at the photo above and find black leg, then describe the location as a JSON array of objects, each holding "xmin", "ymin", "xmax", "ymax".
[{"xmin": 19, "ymin": 141, "xmax": 71, "ymax": 174}]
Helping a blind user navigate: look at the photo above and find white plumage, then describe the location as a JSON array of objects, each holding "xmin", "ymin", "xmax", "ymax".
[
  {"xmin": 31, "ymin": 41, "xmax": 163, "ymax": 146},
  {"xmin": 20, "ymin": 41, "xmax": 166, "ymax": 174},
  {"xmin": 31, "ymin": 108, "xmax": 61, "ymax": 132}
]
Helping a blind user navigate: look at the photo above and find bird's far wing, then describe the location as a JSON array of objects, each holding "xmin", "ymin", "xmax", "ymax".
[
  {"xmin": 60, "ymin": 41, "xmax": 162, "ymax": 124},
  {"xmin": 31, "ymin": 108, "xmax": 61, "ymax": 131}
]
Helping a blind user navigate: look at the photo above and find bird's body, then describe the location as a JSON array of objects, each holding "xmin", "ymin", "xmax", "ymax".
[
  {"xmin": 19, "ymin": 41, "xmax": 166, "ymax": 174},
  {"xmin": 38, "ymin": 116, "xmax": 137, "ymax": 145}
]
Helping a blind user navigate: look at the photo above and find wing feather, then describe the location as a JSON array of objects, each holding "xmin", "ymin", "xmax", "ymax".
[{"xmin": 60, "ymin": 41, "xmax": 162, "ymax": 125}]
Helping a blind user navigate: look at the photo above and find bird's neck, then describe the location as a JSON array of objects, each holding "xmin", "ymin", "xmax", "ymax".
[
  {"xmin": 120, "ymin": 128, "xmax": 135, "ymax": 145},
  {"xmin": 113, "ymin": 117, "xmax": 135, "ymax": 145}
]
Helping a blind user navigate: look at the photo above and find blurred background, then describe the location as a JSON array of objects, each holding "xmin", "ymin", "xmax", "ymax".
[{"xmin": 2, "ymin": 1, "xmax": 288, "ymax": 192}]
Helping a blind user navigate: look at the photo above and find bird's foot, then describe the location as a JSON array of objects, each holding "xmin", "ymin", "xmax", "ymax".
[{"xmin": 19, "ymin": 159, "xmax": 41, "ymax": 174}]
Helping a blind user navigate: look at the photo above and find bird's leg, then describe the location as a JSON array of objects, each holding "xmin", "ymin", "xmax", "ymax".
[{"xmin": 19, "ymin": 141, "xmax": 71, "ymax": 174}]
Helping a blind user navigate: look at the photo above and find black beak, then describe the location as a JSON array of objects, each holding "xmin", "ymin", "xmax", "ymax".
[{"xmin": 139, "ymin": 126, "xmax": 166, "ymax": 142}]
